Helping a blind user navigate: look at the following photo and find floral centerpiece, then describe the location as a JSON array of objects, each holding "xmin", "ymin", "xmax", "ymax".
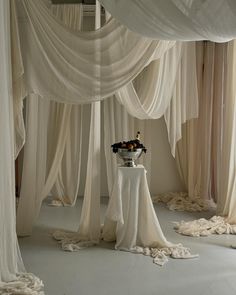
[{"xmin": 111, "ymin": 132, "xmax": 147, "ymax": 167}]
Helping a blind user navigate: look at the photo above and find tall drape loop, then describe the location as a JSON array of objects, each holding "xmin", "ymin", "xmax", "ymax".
[
  {"xmin": 0, "ymin": 0, "xmax": 25, "ymax": 281},
  {"xmin": 78, "ymin": 0, "xmax": 102, "ymax": 242},
  {"xmin": 49, "ymin": 3, "xmax": 83, "ymax": 207},
  {"xmin": 0, "ymin": 1, "xmax": 44, "ymax": 293}
]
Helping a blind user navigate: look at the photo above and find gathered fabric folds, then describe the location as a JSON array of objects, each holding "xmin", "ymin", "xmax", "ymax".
[
  {"xmin": 100, "ymin": 0, "xmax": 236, "ymax": 42},
  {"xmin": 14, "ymin": 0, "xmax": 199, "ymax": 158},
  {"xmin": 15, "ymin": 0, "xmax": 175, "ymax": 103},
  {"xmin": 0, "ymin": 0, "xmax": 44, "ymax": 293},
  {"xmin": 116, "ymin": 41, "xmax": 198, "ymax": 155}
]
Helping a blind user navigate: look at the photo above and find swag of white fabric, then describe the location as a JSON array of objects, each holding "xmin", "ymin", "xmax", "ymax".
[
  {"xmin": 16, "ymin": 0, "xmax": 175, "ymax": 103},
  {"xmin": 100, "ymin": 0, "xmax": 236, "ymax": 42}
]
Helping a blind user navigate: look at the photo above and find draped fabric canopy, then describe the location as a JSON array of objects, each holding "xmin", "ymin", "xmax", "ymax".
[
  {"xmin": 14, "ymin": 0, "xmax": 199, "ymax": 158},
  {"xmin": 100, "ymin": 0, "xmax": 236, "ymax": 42},
  {"xmin": 0, "ymin": 0, "xmax": 236, "ymax": 292},
  {"xmin": 16, "ymin": 0, "xmax": 199, "ymax": 237},
  {"xmin": 16, "ymin": 0, "xmax": 174, "ymax": 103}
]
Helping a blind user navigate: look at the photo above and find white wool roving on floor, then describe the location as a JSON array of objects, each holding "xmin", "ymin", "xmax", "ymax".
[{"xmin": 19, "ymin": 198, "xmax": 236, "ymax": 295}]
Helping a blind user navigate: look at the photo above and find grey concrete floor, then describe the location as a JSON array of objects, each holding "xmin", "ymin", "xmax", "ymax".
[{"xmin": 19, "ymin": 198, "xmax": 236, "ymax": 295}]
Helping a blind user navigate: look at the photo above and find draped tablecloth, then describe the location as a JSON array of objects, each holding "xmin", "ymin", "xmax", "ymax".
[
  {"xmin": 102, "ymin": 165, "xmax": 173, "ymax": 250},
  {"xmin": 102, "ymin": 165, "xmax": 198, "ymax": 267}
]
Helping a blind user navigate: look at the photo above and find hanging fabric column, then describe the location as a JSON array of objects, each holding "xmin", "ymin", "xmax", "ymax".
[
  {"xmin": 50, "ymin": 4, "xmax": 83, "ymax": 207},
  {"xmin": 218, "ymin": 40, "xmax": 236, "ymax": 222},
  {"xmin": 17, "ymin": 96, "xmax": 71, "ymax": 236},
  {"xmin": 78, "ymin": 1, "xmax": 101, "ymax": 242},
  {"xmin": 0, "ymin": 1, "xmax": 44, "ymax": 293},
  {"xmin": 0, "ymin": 0, "xmax": 25, "ymax": 281},
  {"xmin": 17, "ymin": 3, "xmax": 83, "ymax": 234}
]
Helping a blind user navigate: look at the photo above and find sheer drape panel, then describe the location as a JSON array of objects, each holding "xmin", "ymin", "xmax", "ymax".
[
  {"xmin": 17, "ymin": 96, "xmax": 71, "ymax": 235},
  {"xmin": 0, "ymin": 0, "xmax": 25, "ymax": 281},
  {"xmin": 11, "ymin": 0, "xmax": 27, "ymax": 158},
  {"xmin": 0, "ymin": 2, "xmax": 44, "ymax": 292},
  {"xmin": 173, "ymin": 42, "xmax": 236, "ymax": 236},
  {"xmin": 218, "ymin": 40, "xmax": 236, "ymax": 222},
  {"xmin": 78, "ymin": 102, "xmax": 101, "ymax": 241},
  {"xmin": 17, "ymin": 3, "xmax": 84, "ymax": 234},
  {"xmin": 50, "ymin": 104, "xmax": 83, "ymax": 206},
  {"xmin": 175, "ymin": 42, "xmax": 227, "ymax": 202},
  {"xmin": 206, "ymin": 43, "xmax": 226, "ymax": 203},
  {"xmin": 78, "ymin": 0, "xmax": 101, "ymax": 242},
  {"xmin": 17, "ymin": 96, "xmax": 49, "ymax": 235},
  {"xmin": 164, "ymin": 42, "xmax": 198, "ymax": 156},
  {"xmin": 50, "ymin": 3, "xmax": 83, "ymax": 206},
  {"xmin": 100, "ymin": 0, "xmax": 236, "ymax": 42},
  {"xmin": 174, "ymin": 42, "xmax": 204, "ymax": 197}
]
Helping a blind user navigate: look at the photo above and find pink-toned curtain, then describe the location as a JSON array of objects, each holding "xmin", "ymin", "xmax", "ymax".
[{"xmin": 176, "ymin": 41, "xmax": 227, "ymax": 204}]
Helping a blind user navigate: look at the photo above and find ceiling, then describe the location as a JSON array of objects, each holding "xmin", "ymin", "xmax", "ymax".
[{"xmin": 51, "ymin": 0, "xmax": 96, "ymax": 4}]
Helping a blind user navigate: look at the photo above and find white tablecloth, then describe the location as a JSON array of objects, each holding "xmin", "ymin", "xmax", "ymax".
[
  {"xmin": 102, "ymin": 165, "xmax": 198, "ymax": 265},
  {"xmin": 103, "ymin": 165, "xmax": 172, "ymax": 249}
]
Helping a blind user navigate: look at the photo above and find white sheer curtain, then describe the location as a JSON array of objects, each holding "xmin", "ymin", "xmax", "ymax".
[
  {"xmin": 17, "ymin": 3, "xmax": 84, "ymax": 234},
  {"xmin": 50, "ymin": 4, "xmax": 83, "ymax": 207},
  {"xmin": 78, "ymin": 1, "xmax": 102, "ymax": 243},
  {"xmin": 50, "ymin": 103, "xmax": 83, "ymax": 206},
  {"xmin": 0, "ymin": 1, "xmax": 43, "ymax": 293},
  {"xmin": 0, "ymin": 0, "xmax": 25, "ymax": 281},
  {"xmin": 100, "ymin": 0, "xmax": 236, "ymax": 42},
  {"xmin": 12, "ymin": 0, "xmax": 27, "ymax": 158},
  {"xmin": 17, "ymin": 95, "xmax": 71, "ymax": 235}
]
